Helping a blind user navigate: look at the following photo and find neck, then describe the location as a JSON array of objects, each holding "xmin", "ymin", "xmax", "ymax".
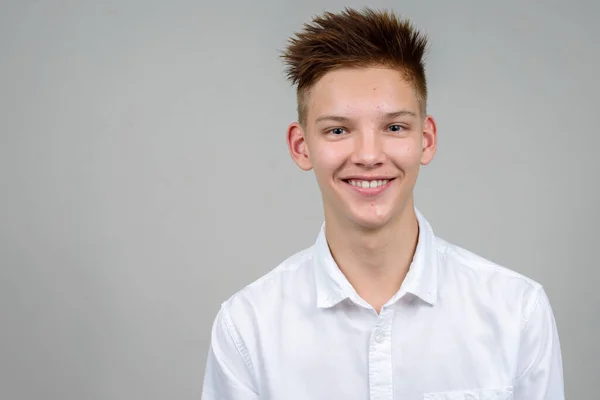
[{"xmin": 324, "ymin": 200, "xmax": 419, "ymax": 313}]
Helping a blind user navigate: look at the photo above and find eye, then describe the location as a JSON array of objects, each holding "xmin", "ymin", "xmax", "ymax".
[
  {"xmin": 388, "ymin": 124, "xmax": 404, "ymax": 133},
  {"xmin": 328, "ymin": 127, "xmax": 347, "ymax": 135}
]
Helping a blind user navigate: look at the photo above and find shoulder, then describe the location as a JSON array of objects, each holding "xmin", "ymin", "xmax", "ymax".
[
  {"xmin": 440, "ymin": 237, "xmax": 540, "ymax": 286},
  {"xmin": 437, "ymin": 237, "xmax": 545, "ymax": 328},
  {"xmin": 216, "ymin": 244, "xmax": 316, "ymax": 325}
]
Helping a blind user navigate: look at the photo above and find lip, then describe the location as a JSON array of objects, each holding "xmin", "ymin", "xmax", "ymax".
[
  {"xmin": 342, "ymin": 178, "xmax": 395, "ymax": 197},
  {"xmin": 342, "ymin": 176, "xmax": 395, "ymax": 181}
]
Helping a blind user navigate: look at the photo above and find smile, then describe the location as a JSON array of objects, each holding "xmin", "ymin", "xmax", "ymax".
[
  {"xmin": 347, "ymin": 179, "xmax": 389, "ymax": 188},
  {"xmin": 342, "ymin": 178, "xmax": 396, "ymax": 196}
]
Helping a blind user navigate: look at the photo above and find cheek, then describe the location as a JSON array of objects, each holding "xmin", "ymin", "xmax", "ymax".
[
  {"xmin": 390, "ymin": 139, "xmax": 422, "ymax": 165},
  {"xmin": 310, "ymin": 142, "xmax": 347, "ymax": 172}
]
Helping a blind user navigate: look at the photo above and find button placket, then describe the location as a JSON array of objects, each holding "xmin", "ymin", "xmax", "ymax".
[{"xmin": 368, "ymin": 306, "xmax": 396, "ymax": 400}]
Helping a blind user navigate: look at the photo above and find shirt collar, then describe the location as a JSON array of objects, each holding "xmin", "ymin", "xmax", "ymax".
[{"xmin": 313, "ymin": 208, "xmax": 438, "ymax": 309}]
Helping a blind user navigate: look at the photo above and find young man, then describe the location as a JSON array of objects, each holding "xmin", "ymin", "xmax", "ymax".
[{"xmin": 202, "ymin": 7, "xmax": 564, "ymax": 400}]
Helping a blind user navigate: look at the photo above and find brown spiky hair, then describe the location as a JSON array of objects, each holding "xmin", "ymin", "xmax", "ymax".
[{"xmin": 280, "ymin": 7, "xmax": 429, "ymax": 126}]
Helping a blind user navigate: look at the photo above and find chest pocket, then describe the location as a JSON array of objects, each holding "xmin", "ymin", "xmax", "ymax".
[{"xmin": 423, "ymin": 387, "xmax": 513, "ymax": 400}]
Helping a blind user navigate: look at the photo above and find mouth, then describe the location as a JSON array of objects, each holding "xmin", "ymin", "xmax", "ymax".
[{"xmin": 342, "ymin": 178, "xmax": 396, "ymax": 197}]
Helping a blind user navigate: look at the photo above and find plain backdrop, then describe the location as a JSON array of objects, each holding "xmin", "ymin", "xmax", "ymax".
[{"xmin": 1, "ymin": 0, "xmax": 598, "ymax": 399}]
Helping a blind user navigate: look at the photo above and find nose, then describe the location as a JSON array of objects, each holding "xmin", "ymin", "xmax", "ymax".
[{"xmin": 350, "ymin": 130, "xmax": 385, "ymax": 168}]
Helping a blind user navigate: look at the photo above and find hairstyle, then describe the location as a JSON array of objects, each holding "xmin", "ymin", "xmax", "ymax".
[{"xmin": 280, "ymin": 7, "xmax": 429, "ymax": 126}]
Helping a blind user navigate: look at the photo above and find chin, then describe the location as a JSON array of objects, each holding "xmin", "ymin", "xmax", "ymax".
[{"xmin": 348, "ymin": 212, "xmax": 393, "ymax": 231}]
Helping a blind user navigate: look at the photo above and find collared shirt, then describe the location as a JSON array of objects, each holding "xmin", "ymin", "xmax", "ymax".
[{"xmin": 202, "ymin": 209, "xmax": 564, "ymax": 400}]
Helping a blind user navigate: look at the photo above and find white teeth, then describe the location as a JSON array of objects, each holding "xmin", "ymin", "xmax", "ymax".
[{"xmin": 348, "ymin": 179, "xmax": 390, "ymax": 188}]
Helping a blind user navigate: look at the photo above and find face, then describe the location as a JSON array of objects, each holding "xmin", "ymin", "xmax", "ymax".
[{"xmin": 287, "ymin": 66, "xmax": 437, "ymax": 231}]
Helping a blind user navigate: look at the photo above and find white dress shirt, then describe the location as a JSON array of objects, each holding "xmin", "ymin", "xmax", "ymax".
[{"xmin": 202, "ymin": 209, "xmax": 564, "ymax": 399}]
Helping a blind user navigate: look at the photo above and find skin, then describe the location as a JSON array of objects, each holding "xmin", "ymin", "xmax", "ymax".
[{"xmin": 287, "ymin": 66, "xmax": 438, "ymax": 313}]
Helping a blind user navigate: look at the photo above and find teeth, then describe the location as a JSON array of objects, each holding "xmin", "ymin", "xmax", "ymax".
[{"xmin": 349, "ymin": 179, "xmax": 389, "ymax": 188}]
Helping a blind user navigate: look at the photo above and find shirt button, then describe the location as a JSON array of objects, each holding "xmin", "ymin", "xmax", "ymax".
[{"xmin": 375, "ymin": 332, "xmax": 384, "ymax": 342}]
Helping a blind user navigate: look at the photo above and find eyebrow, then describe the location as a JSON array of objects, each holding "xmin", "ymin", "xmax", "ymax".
[{"xmin": 314, "ymin": 110, "xmax": 417, "ymax": 124}]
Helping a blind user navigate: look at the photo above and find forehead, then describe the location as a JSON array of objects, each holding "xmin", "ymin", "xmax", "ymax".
[{"xmin": 306, "ymin": 67, "xmax": 420, "ymax": 121}]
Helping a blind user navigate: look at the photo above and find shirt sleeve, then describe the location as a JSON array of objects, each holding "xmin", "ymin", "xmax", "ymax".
[
  {"xmin": 514, "ymin": 287, "xmax": 565, "ymax": 399},
  {"xmin": 202, "ymin": 304, "xmax": 259, "ymax": 400}
]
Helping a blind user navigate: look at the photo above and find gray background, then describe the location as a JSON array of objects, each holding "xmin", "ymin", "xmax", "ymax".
[{"xmin": 1, "ymin": 0, "xmax": 598, "ymax": 398}]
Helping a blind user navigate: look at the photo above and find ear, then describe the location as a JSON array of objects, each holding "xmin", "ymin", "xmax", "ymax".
[
  {"xmin": 420, "ymin": 115, "xmax": 438, "ymax": 166},
  {"xmin": 287, "ymin": 122, "xmax": 313, "ymax": 171}
]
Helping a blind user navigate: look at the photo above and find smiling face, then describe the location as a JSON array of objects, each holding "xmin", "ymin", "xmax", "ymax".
[{"xmin": 287, "ymin": 66, "xmax": 437, "ymax": 231}]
